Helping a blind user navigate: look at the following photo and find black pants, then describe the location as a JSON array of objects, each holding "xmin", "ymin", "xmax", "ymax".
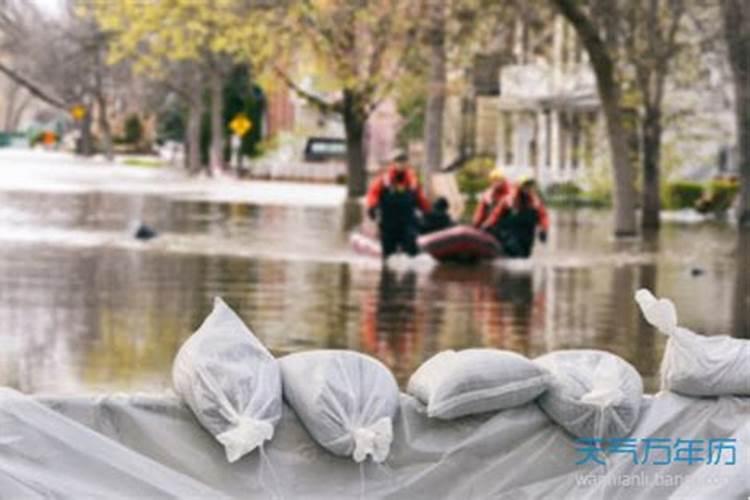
[
  {"xmin": 489, "ymin": 209, "xmax": 538, "ymax": 258},
  {"xmin": 380, "ymin": 225, "xmax": 419, "ymax": 258}
]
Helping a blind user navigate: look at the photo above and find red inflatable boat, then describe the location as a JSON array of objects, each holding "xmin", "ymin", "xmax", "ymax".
[
  {"xmin": 418, "ymin": 225, "xmax": 501, "ymax": 262},
  {"xmin": 350, "ymin": 225, "xmax": 501, "ymax": 262}
]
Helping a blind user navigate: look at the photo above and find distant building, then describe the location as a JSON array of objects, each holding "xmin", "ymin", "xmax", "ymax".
[{"xmin": 447, "ymin": 14, "xmax": 738, "ymax": 187}]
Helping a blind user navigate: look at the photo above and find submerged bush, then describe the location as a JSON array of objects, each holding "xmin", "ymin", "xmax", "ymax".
[{"xmin": 663, "ymin": 181, "xmax": 704, "ymax": 210}]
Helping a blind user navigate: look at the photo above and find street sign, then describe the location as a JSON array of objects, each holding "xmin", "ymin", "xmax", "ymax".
[
  {"xmin": 229, "ymin": 113, "xmax": 252, "ymax": 137},
  {"xmin": 70, "ymin": 104, "xmax": 86, "ymax": 121}
]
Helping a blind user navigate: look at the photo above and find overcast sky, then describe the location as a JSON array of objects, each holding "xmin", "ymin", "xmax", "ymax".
[{"xmin": 30, "ymin": 0, "xmax": 64, "ymax": 15}]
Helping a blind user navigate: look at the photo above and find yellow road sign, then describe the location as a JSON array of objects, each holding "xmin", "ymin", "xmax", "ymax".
[
  {"xmin": 70, "ymin": 104, "xmax": 86, "ymax": 121},
  {"xmin": 229, "ymin": 114, "xmax": 252, "ymax": 137}
]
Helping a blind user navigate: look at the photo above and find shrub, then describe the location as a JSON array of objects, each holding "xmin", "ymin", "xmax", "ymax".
[
  {"xmin": 695, "ymin": 178, "xmax": 741, "ymax": 213},
  {"xmin": 663, "ymin": 181, "xmax": 704, "ymax": 210},
  {"xmin": 124, "ymin": 114, "xmax": 143, "ymax": 145},
  {"xmin": 707, "ymin": 178, "xmax": 740, "ymax": 211},
  {"xmin": 545, "ymin": 181, "xmax": 582, "ymax": 198},
  {"xmin": 456, "ymin": 156, "xmax": 495, "ymax": 201}
]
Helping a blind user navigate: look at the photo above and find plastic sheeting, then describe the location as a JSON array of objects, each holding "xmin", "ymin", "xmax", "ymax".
[{"xmin": 1, "ymin": 389, "xmax": 745, "ymax": 499}]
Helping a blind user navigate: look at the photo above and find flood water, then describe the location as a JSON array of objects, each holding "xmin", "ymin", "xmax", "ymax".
[{"xmin": 0, "ymin": 184, "xmax": 747, "ymax": 395}]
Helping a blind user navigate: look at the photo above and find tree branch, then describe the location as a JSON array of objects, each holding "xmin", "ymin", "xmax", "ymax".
[
  {"xmin": 0, "ymin": 62, "xmax": 66, "ymax": 109},
  {"xmin": 273, "ymin": 65, "xmax": 341, "ymax": 114}
]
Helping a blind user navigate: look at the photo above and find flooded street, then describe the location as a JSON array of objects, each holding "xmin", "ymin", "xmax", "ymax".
[{"xmin": 0, "ymin": 153, "xmax": 747, "ymax": 395}]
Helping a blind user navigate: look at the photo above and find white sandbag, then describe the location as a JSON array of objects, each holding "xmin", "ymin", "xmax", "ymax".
[
  {"xmin": 636, "ymin": 288, "xmax": 750, "ymax": 396},
  {"xmin": 407, "ymin": 349, "xmax": 551, "ymax": 419},
  {"xmin": 172, "ymin": 297, "xmax": 282, "ymax": 462},
  {"xmin": 279, "ymin": 350, "xmax": 399, "ymax": 463},
  {"xmin": 534, "ymin": 350, "xmax": 643, "ymax": 439}
]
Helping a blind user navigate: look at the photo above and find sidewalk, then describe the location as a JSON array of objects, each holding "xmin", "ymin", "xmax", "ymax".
[{"xmin": 0, "ymin": 149, "xmax": 347, "ymax": 207}]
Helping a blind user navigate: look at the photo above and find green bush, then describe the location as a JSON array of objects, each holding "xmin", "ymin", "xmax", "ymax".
[
  {"xmin": 663, "ymin": 181, "xmax": 704, "ymax": 210},
  {"xmin": 124, "ymin": 114, "xmax": 143, "ymax": 145},
  {"xmin": 707, "ymin": 178, "xmax": 740, "ymax": 211},
  {"xmin": 695, "ymin": 178, "xmax": 741, "ymax": 213},
  {"xmin": 456, "ymin": 156, "xmax": 495, "ymax": 201},
  {"xmin": 545, "ymin": 181, "xmax": 582, "ymax": 198},
  {"xmin": 543, "ymin": 181, "xmax": 610, "ymax": 208}
]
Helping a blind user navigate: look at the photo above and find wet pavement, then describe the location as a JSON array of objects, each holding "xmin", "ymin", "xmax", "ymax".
[{"xmin": 0, "ymin": 152, "xmax": 747, "ymax": 394}]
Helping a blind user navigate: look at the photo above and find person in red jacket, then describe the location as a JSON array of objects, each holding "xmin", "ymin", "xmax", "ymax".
[
  {"xmin": 473, "ymin": 169, "xmax": 516, "ymax": 228},
  {"xmin": 366, "ymin": 151, "xmax": 431, "ymax": 258},
  {"xmin": 483, "ymin": 177, "xmax": 549, "ymax": 257}
]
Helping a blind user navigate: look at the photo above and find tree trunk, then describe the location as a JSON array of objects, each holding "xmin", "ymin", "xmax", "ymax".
[
  {"xmin": 552, "ymin": 0, "xmax": 638, "ymax": 236},
  {"xmin": 209, "ymin": 71, "xmax": 225, "ymax": 175},
  {"xmin": 96, "ymin": 92, "xmax": 114, "ymax": 161},
  {"xmin": 186, "ymin": 78, "xmax": 205, "ymax": 174},
  {"xmin": 78, "ymin": 107, "xmax": 94, "ymax": 157},
  {"xmin": 641, "ymin": 106, "xmax": 662, "ymax": 230},
  {"xmin": 734, "ymin": 229, "xmax": 750, "ymax": 338},
  {"xmin": 342, "ymin": 89, "xmax": 368, "ymax": 198},
  {"xmin": 422, "ymin": 0, "xmax": 447, "ymax": 197},
  {"xmin": 722, "ymin": 0, "xmax": 750, "ymax": 227}
]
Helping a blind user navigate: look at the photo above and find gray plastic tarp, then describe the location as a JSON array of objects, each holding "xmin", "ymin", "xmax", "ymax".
[{"xmin": 1, "ymin": 388, "xmax": 749, "ymax": 499}]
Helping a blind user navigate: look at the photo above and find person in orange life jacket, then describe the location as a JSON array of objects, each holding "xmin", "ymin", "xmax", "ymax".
[
  {"xmin": 472, "ymin": 169, "xmax": 516, "ymax": 228},
  {"xmin": 483, "ymin": 176, "xmax": 549, "ymax": 258},
  {"xmin": 366, "ymin": 151, "xmax": 431, "ymax": 258}
]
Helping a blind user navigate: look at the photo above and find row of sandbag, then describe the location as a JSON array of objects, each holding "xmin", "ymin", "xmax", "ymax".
[{"xmin": 171, "ymin": 289, "xmax": 750, "ymax": 465}]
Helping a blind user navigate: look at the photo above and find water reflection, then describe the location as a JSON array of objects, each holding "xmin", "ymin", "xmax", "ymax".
[{"xmin": 0, "ymin": 188, "xmax": 744, "ymax": 395}]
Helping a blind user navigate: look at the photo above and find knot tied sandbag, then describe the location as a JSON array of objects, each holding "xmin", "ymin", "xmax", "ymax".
[
  {"xmin": 534, "ymin": 350, "xmax": 643, "ymax": 440},
  {"xmin": 173, "ymin": 297, "xmax": 282, "ymax": 463},
  {"xmin": 352, "ymin": 417, "xmax": 393, "ymax": 463},
  {"xmin": 280, "ymin": 350, "xmax": 399, "ymax": 463},
  {"xmin": 635, "ymin": 288, "xmax": 750, "ymax": 396},
  {"xmin": 217, "ymin": 416, "xmax": 275, "ymax": 463}
]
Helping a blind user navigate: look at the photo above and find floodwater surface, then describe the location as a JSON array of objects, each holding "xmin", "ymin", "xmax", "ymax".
[{"xmin": 0, "ymin": 162, "xmax": 747, "ymax": 395}]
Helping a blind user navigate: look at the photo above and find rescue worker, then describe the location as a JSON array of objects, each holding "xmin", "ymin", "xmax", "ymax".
[
  {"xmin": 420, "ymin": 196, "xmax": 454, "ymax": 234},
  {"xmin": 472, "ymin": 169, "xmax": 515, "ymax": 228},
  {"xmin": 482, "ymin": 176, "xmax": 549, "ymax": 258},
  {"xmin": 366, "ymin": 151, "xmax": 431, "ymax": 258}
]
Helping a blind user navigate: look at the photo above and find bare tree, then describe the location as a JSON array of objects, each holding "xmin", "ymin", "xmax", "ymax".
[
  {"xmin": 422, "ymin": 0, "xmax": 447, "ymax": 195},
  {"xmin": 624, "ymin": 0, "xmax": 687, "ymax": 230},
  {"xmin": 275, "ymin": 1, "xmax": 426, "ymax": 198},
  {"xmin": 550, "ymin": 0, "xmax": 638, "ymax": 236}
]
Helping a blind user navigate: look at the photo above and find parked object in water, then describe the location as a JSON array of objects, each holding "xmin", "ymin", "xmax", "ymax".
[{"xmin": 132, "ymin": 221, "xmax": 158, "ymax": 240}]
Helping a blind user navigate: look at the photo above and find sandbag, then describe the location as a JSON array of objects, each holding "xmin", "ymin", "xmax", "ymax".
[
  {"xmin": 636, "ymin": 288, "xmax": 750, "ymax": 396},
  {"xmin": 534, "ymin": 349, "xmax": 643, "ymax": 439},
  {"xmin": 172, "ymin": 297, "xmax": 282, "ymax": 462},
  {"xmin": 407, "ymin": 349, "xmax": 551, "ymax": 419},
  {"xmin": 279, "ymin": 350, "xmax": 399, "ymax": 463}
]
